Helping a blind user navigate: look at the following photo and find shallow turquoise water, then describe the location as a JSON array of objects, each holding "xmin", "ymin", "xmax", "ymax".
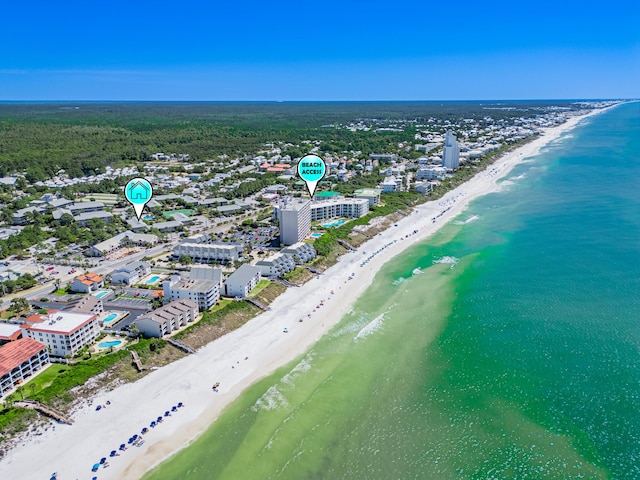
[
  {"xmin": 98, "ymin": 340, "xmax": 122, "ymax": 348},
  {"xmin": 144, "ymin": 103, "xmax": 640, "ymax": 480}
]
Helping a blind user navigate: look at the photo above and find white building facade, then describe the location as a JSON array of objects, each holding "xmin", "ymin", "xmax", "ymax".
[
  {"xmin": 21, "ymin": 312, "xmax": 100, "ymax": 357},
  {"xmin": 442, "ymin": 131, "xmax": 460, "ymax": 169},
  {"xmin": 274, "ymin": 199, "xmax": 312, "ymax": 246}
]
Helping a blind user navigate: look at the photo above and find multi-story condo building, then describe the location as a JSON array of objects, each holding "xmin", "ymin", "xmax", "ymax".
[
  {"xmin": 162, "ymin": 267, "xmax": 223, "ymax": 311},
  {"xmin": 0, "ymin": 338, "xmax": 49, "ymax": 398},
  {"xmin": 172, "ymin": 243, "xmax": 243, "ymax": 264},
  {"xmin": 442, "ymin": 131, "xmax": 460, "ymax": 169},
  {"xmin": 21, "ymin": 311, "xmax": 100, "ymax": 357},
  {"xmin": 134, "ymin": 299, "xmax": 198, "ymax": 338},
  {"xmin": 274, "ymin": 198, "xmax": 312, "ymax": 246},
  {"xmin": 255, "ymin": 252, "xmax": 296, "ymax": 277},
  {"xmin": 310, "ymin": 197, "xmax": 369, "ymax": 221}
]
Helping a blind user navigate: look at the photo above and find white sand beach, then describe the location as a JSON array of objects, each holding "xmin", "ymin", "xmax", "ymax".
[{"xmin": 0, "ymin": 107, "xmax": 610, "ymax": 480}]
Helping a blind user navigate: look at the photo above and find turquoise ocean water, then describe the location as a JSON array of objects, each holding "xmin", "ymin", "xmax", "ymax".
[{"xmin": 144, "ymin": 103, "xmax": 640, "ymax": 479}]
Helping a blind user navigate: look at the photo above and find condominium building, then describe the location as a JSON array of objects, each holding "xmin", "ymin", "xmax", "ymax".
[
  {"xmin": 21, "ymin": 311, "xmax": 100, "ymax": 357},
  {"xmin": 354, "ymin": 188, "xmax": 382, "ymax": 207},
  {"xmin": 310, "ymin": 197, "xmax": 369, "ymax": 221},
  {"xmin": 0, "ymin": 338, "xmax": 49, "ymax": 398},
  {"xmin": 134, "ymin": 299, "xmax": 198, "ymax": 338},
  {"xmin": 255, "ymin": 252, "xmax": 296, "ymax": 277},
  {"xmin": 162, "ymin": 267, "xmax": 223, "ymax": 311},
  {"xmin": 66, "ymin": 295, "xmax": 104, "ymax": 315},
  {"xmin": 172, "ymin": 242, "xmax": 243, "ymax": 264},
  {"xmin": 224, "ymin": 264, "xmax": 262, "ymax": 298},
  {"xmin": 417, "ymin": 166, "xmax": 447, "ymax": 181},
  {"xmin": 442, "ymin": 131, "xmax": 460, "ymax": 169},
  {"xmin": 281, "ymin": 242, "xmax": 317, "ymax": 264},
  {"xmin": 274, "ymin": 198, "xmax": 311, "ymax": 246},
  {"xmin": 111, "ymin": 261, "xmax": 152, "ymax": 285}
]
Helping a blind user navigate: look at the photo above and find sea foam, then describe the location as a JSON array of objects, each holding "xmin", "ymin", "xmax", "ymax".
[
  {"xmin": 432, "ymin": 256, "xmax": 460, "ymax": 269},
  {"xmin": 354, "ymin": 313, "xmax": 385, "ymax": 342}
]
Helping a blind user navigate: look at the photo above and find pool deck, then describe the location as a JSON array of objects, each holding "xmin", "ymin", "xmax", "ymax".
[
  {"xmin": 99, "ymin": 310, "xmax": 128, "ymax": 327},
  {"xmin": 92, "ymin": 334, "xmax": 128, "ymax": 354}
]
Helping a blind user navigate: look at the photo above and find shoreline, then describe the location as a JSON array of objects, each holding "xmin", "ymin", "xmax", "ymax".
[{"xmin": 1, "ymin": 106, "xmax": 614, "ymax": 480}]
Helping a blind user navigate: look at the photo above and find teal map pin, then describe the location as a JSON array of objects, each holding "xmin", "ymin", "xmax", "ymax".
[
  {"xmin": 124, "ymin": 177, "xmax": 153, "ymax": 221},
  {"xmin": 297, "ymin": 154, "xmax": 326, "ymax": 197}
]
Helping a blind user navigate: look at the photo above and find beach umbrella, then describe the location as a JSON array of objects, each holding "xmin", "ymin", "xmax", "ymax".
[
  {"xmin": 110, "ymin": 450, "xmax": 117, "ymax": 457},
  {"xmin": 132, "ymin": 434, "xmax": 138, "ymax": 439},
  {"xmin": 119, "ymin": 444, "xmax": 126, "ymax": 450},
  {"xmin": 157, "ymin": 416, "xmax": 162, "ymax": 422},
  {"xmin": 100, "ymin": 457, "xmax": 107, "ymax": 464},
  {"xmin": 171, "ymin": 406, "xmax": 177, "ymax": 412},
  {"xmin": 150, "ymin": 421, "xmax": 156, "ymax": 427},
  {"xmin": 178, "ymin": 402, "xmax": 183, "ymax": 407},
  {"xmin": 128, "ymin": 437, "xmax": 134, "ymax": 444},
  {"xmin": 92, "ymin": 463, "xmax": 100, "ymax": 472},
  {"xmin": 164, "ymin": 411, "xmax": 170, "ymax": 417}
]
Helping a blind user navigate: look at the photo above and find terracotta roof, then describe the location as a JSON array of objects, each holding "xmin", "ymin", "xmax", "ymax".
[
  {"xmin": 0, "ymin": 338, "xmax": 47, "ymax": 377},
  {"xmin": 24, "ymin": 314, "xmax": 46, "ymax": 324},
  {"xmin": 81, "ymin": 280, "xmax": 93, "ymax": 285},
  {"xmin": 151, "ymin": 290, "xmax": 164, "ymax": 297}
]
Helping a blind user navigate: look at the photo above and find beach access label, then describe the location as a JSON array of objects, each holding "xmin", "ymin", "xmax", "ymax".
[
  {"xmin": 297, "ymin": 154, "xmax": 326, "ymax": 197},
  {"xmin": 124, "ymin": 177, "xmax": 153, "ymax": 221}
]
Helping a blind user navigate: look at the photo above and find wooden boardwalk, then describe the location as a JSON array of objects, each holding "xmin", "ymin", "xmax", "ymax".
[
  {"xmin": 166, "ymin": 338, "xmax": 196, "ymax": 354},
  {"xmin": 130, "ymin": 350, "xmax": 145, "ymax": 372},
  {"xmin": 15, "ymin": 400, "xmax": 73, "ymax": 425}
]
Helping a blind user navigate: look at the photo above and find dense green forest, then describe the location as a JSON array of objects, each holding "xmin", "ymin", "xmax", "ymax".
[{"xmin": 0, "ymin": 101, "xmax": 585, "ymax": 181}]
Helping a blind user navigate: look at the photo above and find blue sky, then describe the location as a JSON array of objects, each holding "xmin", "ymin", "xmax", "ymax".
[{"xmin": 1, "ymin": 0, "xmax": 638, "ymax": 100}]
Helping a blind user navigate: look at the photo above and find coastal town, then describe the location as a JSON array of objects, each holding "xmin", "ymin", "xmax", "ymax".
[{"xmin": 0, "ymin": 101, "xmax": 619, "ymax": 478}]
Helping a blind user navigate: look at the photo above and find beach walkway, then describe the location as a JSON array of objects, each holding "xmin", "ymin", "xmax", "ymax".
[
  {"xmin": 166, "ymin": 338, "xmax": 196, "ymax": 355},
  {"xmin": 242, "ymin": 297, "xmax": 270, "ymax": 311},
  {"xmin": 130, "ymin": 350, "xmax": 146, "ymax": 372},
  {"xmin": 271, "ymin": 278, "xmax": 300, "ymax": 288},
  {"xmin": 336, "ymin": 239, "xmax": 356, "ymax": 251},
  {"xmin": 14, "ymin": 400, "xmax": 73, "ymax": 425}
]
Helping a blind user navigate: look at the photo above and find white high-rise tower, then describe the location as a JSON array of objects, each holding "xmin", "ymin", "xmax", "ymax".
[{"xmin": 442, "ymin": 131, "xmax": 460, "ymax": 169}]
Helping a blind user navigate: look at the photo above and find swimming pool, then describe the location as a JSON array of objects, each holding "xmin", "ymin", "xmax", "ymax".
[
  {"xmin": 147, "ymin": 275, "xmax": 160, "ymax": 284},
  {"xmin": 98, "ymin": 340, "xmax": 122, "ymax": 349},
  {"xmin": 103, "ymin": 313, "xmax": 117, "ymax": 323},
  {"xmin": 311, "ymin": 233, "xmax": 324, "ymax": 238},
  {"xmin": 322, "ymin": 220, "xmax": 346, "ymax": 228},
  {"xmin": 143, "ymin": 215, "xmax": 154, "ymax": 220},
  {"xmin": 95, "ymin": 291, "xmax": 109, "ymax": 299}
]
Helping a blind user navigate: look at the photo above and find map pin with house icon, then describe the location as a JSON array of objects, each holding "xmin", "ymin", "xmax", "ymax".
[{"xmin": 124, "ymin": 177, "xmax": 153, "ymax": 221}]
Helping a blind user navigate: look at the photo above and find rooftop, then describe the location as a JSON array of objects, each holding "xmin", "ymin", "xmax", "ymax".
[
  {"xmin": 23, "ymin": 311, "xmax": 97, "ymax": 335},
  {"xmin": 0, "ymin": 323, "xmax": 22, "ymax": 342},
  {"xmin": 0, "ymin": 337, "xmax": 47, "ymax": 377}
]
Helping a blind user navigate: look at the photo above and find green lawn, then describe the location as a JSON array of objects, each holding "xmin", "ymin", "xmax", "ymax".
[
  {"xmin": 248, "ymin": 279, "xmax": 271, "ymax": 298},
  {"xmin": 22, "ymin": 364, "xmax": 70, "ymax": 397},
  {"xmin": 208, "ymin": 298, "xmax": 232, "ymax": 313},
  {"xmin": 53, "ymin": 289, "xmax": 67, "ymax": 296}
]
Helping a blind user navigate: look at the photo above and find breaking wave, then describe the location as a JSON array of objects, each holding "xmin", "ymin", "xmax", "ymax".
[
  {"xmin": 354, "ymin": 313, "xmax": 385, "ymax": 342},
  {"xmin": 432, "ymin": 256, "xmax": 460, "ymax": 269}
]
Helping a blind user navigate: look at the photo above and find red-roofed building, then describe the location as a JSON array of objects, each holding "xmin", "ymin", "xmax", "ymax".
[
  {"xmin": 70, "ymin": 272, "xmax": 105, "ymax": 293},
  {"xmin": 0, "ymin": 337, "xmax": 49, "ymax": 398}
]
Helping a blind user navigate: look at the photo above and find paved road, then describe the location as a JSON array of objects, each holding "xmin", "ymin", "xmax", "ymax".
[{"xmin": 1, "ymin": 244, "xmax": 170, "ymax": 310}]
